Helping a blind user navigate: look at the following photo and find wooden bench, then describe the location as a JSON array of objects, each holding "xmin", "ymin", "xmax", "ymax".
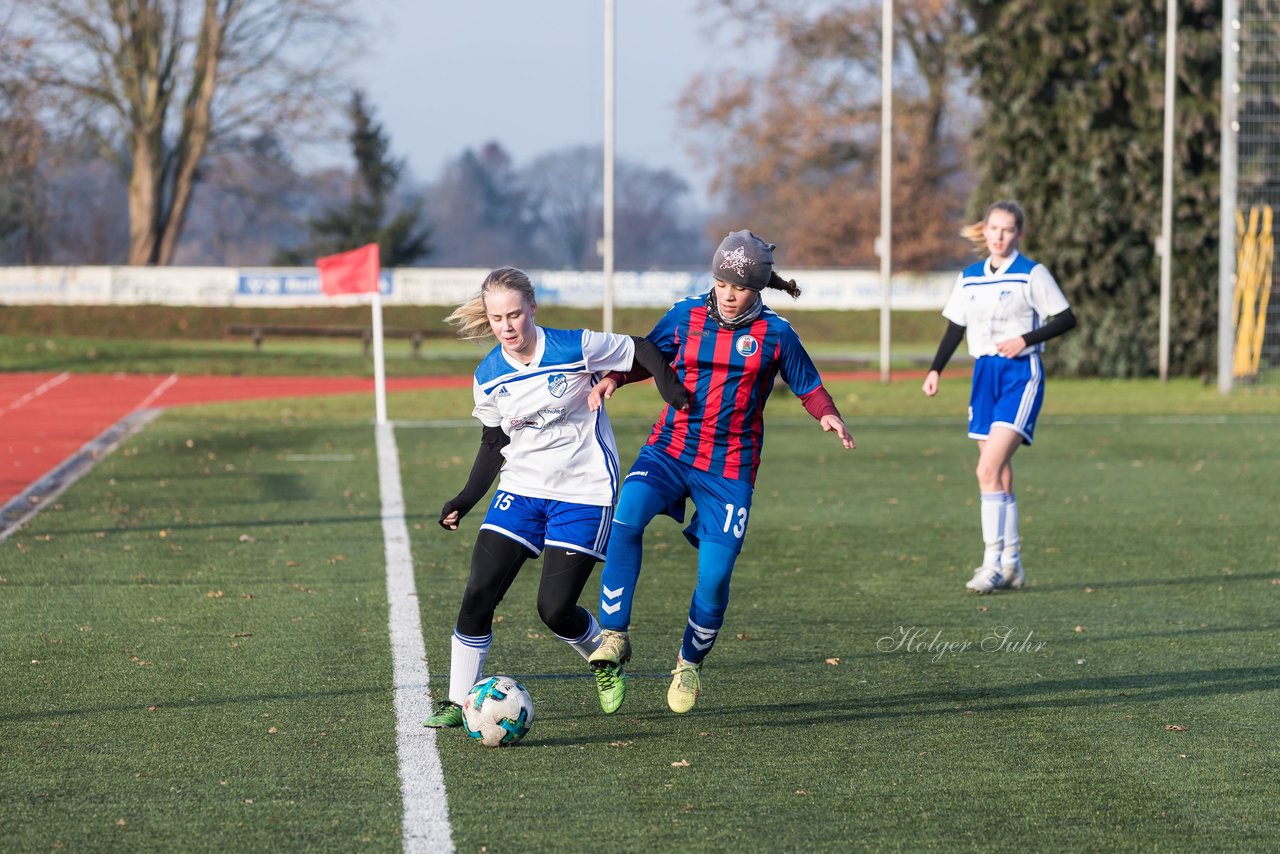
[{"xmin": 227, "ymin": 324, "xmax": 445, "ymax": 357}]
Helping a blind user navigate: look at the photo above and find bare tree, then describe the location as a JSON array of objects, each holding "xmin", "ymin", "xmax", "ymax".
[
  {"xmin": 10, "ymin": 0, "xmax": 358, "ymax": 265},
  {"xmin": 0, "ymin": 16, "xmax": 46, "ymax": 262},
  {"xmin": 682, "ymin": 0, "xmax": 974, "ymax": 270},
  {"xmin": 523, "ymin": 146, "xmax": 604, "ymax": 269}
]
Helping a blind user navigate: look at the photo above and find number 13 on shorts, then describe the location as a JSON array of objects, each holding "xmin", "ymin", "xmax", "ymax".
[{"xmin": 722, "ymin": 503, "xmax": 748, "ymax": 539}]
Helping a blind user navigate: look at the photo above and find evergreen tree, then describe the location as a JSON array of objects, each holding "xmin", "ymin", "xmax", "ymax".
[
  {"xmin": 280, "ymin": 91, "xmax": 430, "ymax": 266},
  {"xmin": 961, "ymin": 0, "xmax": 1221, "ymax": 376}
]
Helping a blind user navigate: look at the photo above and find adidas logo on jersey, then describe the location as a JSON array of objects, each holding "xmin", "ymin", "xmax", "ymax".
[{"xmin": 496, "ymin": 386, "xmax": 510, "ymax": 398}]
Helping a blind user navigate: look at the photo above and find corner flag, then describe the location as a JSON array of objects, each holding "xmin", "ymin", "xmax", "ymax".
[
  {"xmin": 316, "ymin": 243, "xmax": 388, "ymax": 424},
  {"xmin": 317, "ymin": 243, "xmax": 380, "ymax": 295}
]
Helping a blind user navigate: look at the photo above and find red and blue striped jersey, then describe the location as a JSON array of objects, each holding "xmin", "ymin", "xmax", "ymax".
[{"xmin": 640, "ymin": 295, "xmax": 825, "ymax": 485}]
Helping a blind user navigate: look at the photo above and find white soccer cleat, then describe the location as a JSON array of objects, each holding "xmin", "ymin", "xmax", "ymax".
[
  {"xmin": 965, "ymin": 564, "xmax": 1006, "ymax": 594},
  {"xmin": 1001, "ymin": 560, "xmax": 1025, "ymax": 589}
]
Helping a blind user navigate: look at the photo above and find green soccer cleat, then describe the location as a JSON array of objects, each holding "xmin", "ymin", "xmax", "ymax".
[
  {"xmin": 587, "ymin": 629, "xmax": 631, "ymax": 715},
  {"xmin": 667, "ymin": 655, "xmax": 702, "ymax": 714},
  {"xmin": 422, "ymin": 700, "xmax": 464, "ymax": 728}
]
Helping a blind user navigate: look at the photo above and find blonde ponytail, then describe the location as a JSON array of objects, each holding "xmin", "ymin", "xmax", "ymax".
[
  {"xmin": 962, "ymin": 200, "xmax": 1026, "ymax": 255},
  {"xmin": 445, "ymin": 267, "xmax": 538, "ymax": 341}
]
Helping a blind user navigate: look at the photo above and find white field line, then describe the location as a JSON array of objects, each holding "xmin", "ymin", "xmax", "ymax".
[
  {"xmin": 0, "ymin": 371, "xmax": 71, "ymax": 417},
  {"xmin": 133, "ymin": 373, "xmax": 179, "ymax": 411},
  {"xmin": 375, "ymin": 422, "xmax": 454, "ymax": 853}
]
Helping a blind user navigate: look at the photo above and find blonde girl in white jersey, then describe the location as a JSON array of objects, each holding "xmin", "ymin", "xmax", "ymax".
[
  {"xmin": 922, "ymin": 201, "xmax": 1077, "ymax": 593},
  {"xmin": 422, "ymin": 267, "xmax": 688, "ymax": 729}
]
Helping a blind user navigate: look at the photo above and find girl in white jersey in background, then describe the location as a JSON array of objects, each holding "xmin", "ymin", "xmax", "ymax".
[
  {"xmin": 922, "ymin": 201, "xmax": 1077, "ymax": 594},
  {"xmin": 423, "ymin": 267, "xmax": 688, "ymax": 729}
]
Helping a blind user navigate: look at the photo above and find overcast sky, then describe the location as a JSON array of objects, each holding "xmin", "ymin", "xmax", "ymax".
[{"xmin": 349, "ymin": 1, "xmax": 746, "ymax": 209}]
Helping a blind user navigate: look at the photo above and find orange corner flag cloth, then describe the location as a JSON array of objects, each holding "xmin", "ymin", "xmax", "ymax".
[{"xmin": 317, "ymin": 243, "xmax": 380, "ymax": 295}]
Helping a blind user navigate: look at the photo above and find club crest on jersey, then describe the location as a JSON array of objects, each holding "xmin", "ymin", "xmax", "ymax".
[
  {"xmin": 735, "ymin": 335, "xmax": 759, "ymax": 357},
  {"xmin": 547, "ymin": 373, "xmax": 569, "ymax": 398}
]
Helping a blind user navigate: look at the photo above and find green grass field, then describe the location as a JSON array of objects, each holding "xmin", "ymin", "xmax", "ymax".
[{"xmin": 2, "ymin": 378, "xmax": 1278, "ymax": 851}]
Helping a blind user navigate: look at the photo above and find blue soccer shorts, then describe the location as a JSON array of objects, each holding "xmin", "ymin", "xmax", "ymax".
[
  {"xmin": 479, "ymin": 491, "xmax": 612, "ymax": 559},
  {"xmin": 619, "ymin": 444, "xmax": 755, "ymax": 554},
  {"xmin": 968, "ymin": 353, "xmax": 1044, "ymax": 445}
]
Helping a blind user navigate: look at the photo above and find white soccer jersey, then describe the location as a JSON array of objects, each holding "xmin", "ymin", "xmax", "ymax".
[
  {"xmin": 471, "ymin": 326, "xmax": 635, "ymax": 506},
  {"xmin": 942, "ymin": 251, "xmax": 1071, "ymax": 358}
]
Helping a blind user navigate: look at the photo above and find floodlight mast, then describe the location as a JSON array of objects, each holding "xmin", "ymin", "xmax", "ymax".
[
  {"xmin": 1220, "ymin": 0, "xmax": 1239, "ymax": 394},
  {"xmin": 602, "ymin": 0, "xmax": 616, "ymax": 334},
  {"xmin": 878, "ymin": 0, "xmax": 894, "ymax": 384},
  {"xmin": 1158, "ymin": 0, "xmax": 1176, "ymax": 382}
]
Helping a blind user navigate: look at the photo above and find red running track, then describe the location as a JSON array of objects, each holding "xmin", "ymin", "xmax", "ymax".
[
  {"xmin": 0, "ymin": 368, "xmax": 922, "ymax": 509},
  {"xmin": 0, "ymin": 372, "xmax": 470, "ymax": 507}
]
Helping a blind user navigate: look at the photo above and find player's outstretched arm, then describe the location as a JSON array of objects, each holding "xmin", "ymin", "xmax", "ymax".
[
  {"xmin": 631, "ymin": 336, "xmax": 690, "ymax": 411},
  {"xmin": 587, "ymin": 376, "xmax": 618, "ymax": 412},
  {"xmin": 820, "ymin": 414, "xmax": 857, "ymax": 449},
  {"xmin": 438, "ymin": 424, "xmax": 509, "ymax": 530},
  {"xmin": 925, "ymin": 321, "xmax": 966, "ymax": 395}
]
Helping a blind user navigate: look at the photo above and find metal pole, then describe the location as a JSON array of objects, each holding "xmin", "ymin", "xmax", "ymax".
[
  {"xmin": 371, "ymin": 289, "xmax": 388, "ymax": 425},
  {"xmin": 1219, "ymin": 0, "xmax": 1238, "ymax": 394},
  {"xmin": 878, "ymin": 0, "xmax": 893, "ymax": 384},
  {"xmin": 1158, "ymin": 0, "xmax": 1176, "ymax": 381},
  {"xmin": 602, "ymin": 0, "xmax": 616, "ymax": 333}
]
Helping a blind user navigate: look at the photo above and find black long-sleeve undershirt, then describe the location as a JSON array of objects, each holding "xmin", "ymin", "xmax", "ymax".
[
  {"xmin": 438, "ymin": 424, "xmax": 509, "ymax": 528},
  {"xmin": 928, "ymin": 308, "xmax": 1078, "ymax": 374},
  {"xmin": 625, "ymin": 336, "xmax": 689, "ymax": 410}
]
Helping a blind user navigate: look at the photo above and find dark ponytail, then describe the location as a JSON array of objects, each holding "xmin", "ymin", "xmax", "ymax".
[{"xmin": 765, "ymin": 271, "xmax": 802, "ymax": 299}]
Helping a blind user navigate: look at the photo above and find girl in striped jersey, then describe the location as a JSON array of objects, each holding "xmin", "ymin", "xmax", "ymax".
[
  {"xmin": 422, "ymin": 268, "xmax": 688, "ymax": 730},
  {"xmin": 585, "ymin": 231, "xmax": 856, "ymax": 715},
  {"xmin": 922, "ymin": 201, "xmax": 1077, "ymax": 594}
]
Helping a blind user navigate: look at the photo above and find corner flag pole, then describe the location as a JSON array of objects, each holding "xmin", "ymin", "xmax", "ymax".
[
  {"xmin": 371, "ymin": 286, "xmax": 388, "ymax": 425},
  {"xmin": 316, "ymin": 243, "xmax": 387, "ymax": 423}
]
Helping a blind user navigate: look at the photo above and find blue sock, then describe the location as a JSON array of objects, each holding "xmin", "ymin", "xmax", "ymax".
[
  {"xmin": 598, "ymin": 482, "xmax": 666, "ymax": 632},
  {"xmin": 680, "ymin": 540, "xmax": 738, "ymax": 664}
]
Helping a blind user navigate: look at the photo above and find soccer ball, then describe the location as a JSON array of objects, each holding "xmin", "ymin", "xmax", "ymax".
[{"xmin": 462, "ymin": 675, "xmax": 534, "ymax": 747}]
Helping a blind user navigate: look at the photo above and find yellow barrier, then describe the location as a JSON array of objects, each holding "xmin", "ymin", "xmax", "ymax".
[{"xmin": 1233, "ymin": 205, "xmax": 1275, "ymax": 379}]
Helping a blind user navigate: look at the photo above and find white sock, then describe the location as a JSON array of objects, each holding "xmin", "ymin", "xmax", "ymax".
[
  {"xmin": 1001, "ymin": 493, "xmax": 1020, "ymax": 567},
  {"xmin": 449, "ymin": 629, "xmax": 491, "ymax": 706},
  {"xmin": 555, "ymin": 607, "xmax": 602, "ymax": 661},
  {"xmin": 980, "ymin": 491, "xmax": 1006, "ymax": 567}
]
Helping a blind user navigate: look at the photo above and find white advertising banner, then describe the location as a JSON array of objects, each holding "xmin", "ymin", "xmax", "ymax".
[{"xmin": 0, "ymin": 266, "xmax": 952, "ymax": 310}]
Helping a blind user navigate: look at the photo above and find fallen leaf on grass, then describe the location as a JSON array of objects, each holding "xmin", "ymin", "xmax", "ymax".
[
  {"xmin": 1164, "ymin": 724, "xmax": 1187, "ymax": 732},
  {"xmin": 206, "ymin": 590, "xmax": 224, "ymax": 598},
  {"xmin": 238, "ymin": 534, "xmax": 256, "ymax": 543},
  {"xmin": 267, "ymin": 726, "xmax": 278, "ymax": 734},
  {"xmin": 825, "ymin": 658, "xmax": 840, "ymax": 666},
  {"xmin": 1074, "ymin": 626, "xmax": 1085, "ymax": 633},
  {"xmin": 671, "ymin": 759, "xmax": 690, "ymax": 767},
  {"xmin": 145, "ymin": 706, "xmax": 159, "ymax": 712}
]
